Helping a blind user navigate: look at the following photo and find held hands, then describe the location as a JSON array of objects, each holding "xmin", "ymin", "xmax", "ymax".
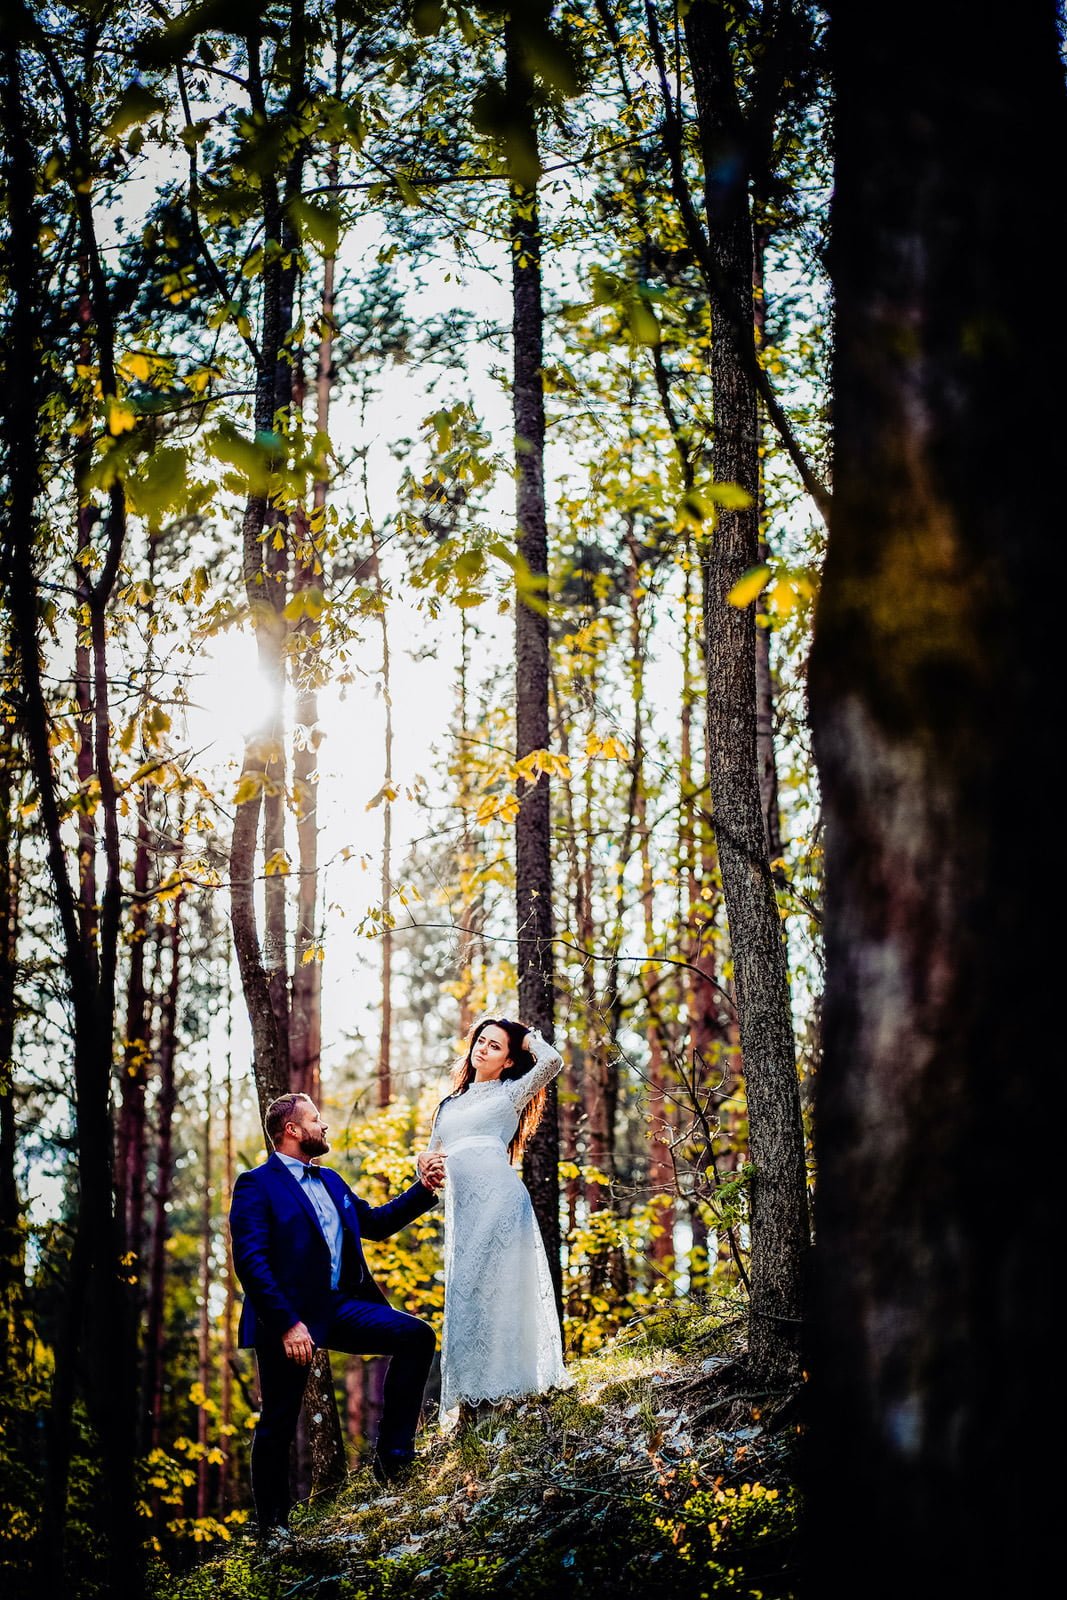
[
  {"xmin": 282, "ymin": 1320, "xmax": 315, "ymax": 1366},
  {"xmin": 417, "ymin": 1150, "xmax": 447, "ymax": 1191}
]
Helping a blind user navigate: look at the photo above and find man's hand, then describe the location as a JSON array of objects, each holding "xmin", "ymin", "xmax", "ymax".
[
  {"xmin": 282, "ymin": 1320, "xmax": 315, "ymax": 1366},
  {"xmin": 417, "ymin": 1150, "xmax": 447, "ymax": 1191}
]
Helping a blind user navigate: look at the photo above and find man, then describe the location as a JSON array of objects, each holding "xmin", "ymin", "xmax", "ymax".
[{"xmin": 228, "ymin": 1091, "xmax": 446, "ymax": 1538}]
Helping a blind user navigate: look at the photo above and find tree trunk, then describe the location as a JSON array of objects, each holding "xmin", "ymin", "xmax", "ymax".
[
  {"xmin": 750, "ymin": 220, "xmax": 785, "ymax": 868},
  {"xmin": 506, "ymin": 13, "xmax": 561, "ymax": 1314},
  {"xmin": 805, "ymin": 6, "xmax": 1061, "ymax": 1593},
  {"xmin": 682, "ymin": 0, "xmax": 809, "ymax": 1385},
  {"xmin": 230, "ymin": 26, "xmax": 293, "ymax": 1117},
  {"xmin": 0, "ymin": 729, "xmax": 24, "ymax": 1387},
  {"xmin": 2, "ymin": 36, "xmax": 140, "ymax": 1584},
  {"xmin": 197, "ymin": 1092, "xmax": 213, "ymax": 1519},
  {"xmin": 455, "ymin": 614, "xmax": 483, "ymax": 1037},
  {"xmin": 220, "ymin": 1023, "xmax": 236, "ymax": 1511},
  {"xmin": 578, "ymin": 659, "xmax": 613, "ymax": 1212},
  {"xmin": 115, "ymin": 783, "xmax": 152, "ymax": 1274},
  {"xmin": 289, "ymin": 149, "xmax": 335, "ymax": 1106},
  {"xmin": 627, "ymin": 539, "xmax": 674, "ymax": 1270},
  {"xmin": 143, "ymin": 907, "xmax": 182, "ymax": 1451},
  {"xmin": 374, "ymin": 529, "xmax": 394, "ymax": 1108}
]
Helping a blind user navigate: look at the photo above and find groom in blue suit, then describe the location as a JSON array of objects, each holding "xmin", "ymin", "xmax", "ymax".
[{"xmin": 229, "ymin": 1091, "xmax": 446, "ymax": 1536}]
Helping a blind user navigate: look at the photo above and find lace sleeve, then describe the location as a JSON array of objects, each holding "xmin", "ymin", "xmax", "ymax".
[
  {"xmin": 508, "ymin": 1030, "xmax": 563, "ymax": 1112},
  {"xmin": 426, "ymin": 1098, "xmax": 449, "ymax": 1152}
]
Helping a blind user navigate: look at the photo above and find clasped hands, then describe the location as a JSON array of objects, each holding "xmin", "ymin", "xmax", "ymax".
[{"xmin": 417, "ymin": 1150, "xmax": 447, "ymax": 1191}]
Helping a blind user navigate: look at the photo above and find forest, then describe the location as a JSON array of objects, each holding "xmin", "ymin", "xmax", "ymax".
[{"xmin": 0, "ymin": 2, "xmax": 1059, "ymax": 1597}]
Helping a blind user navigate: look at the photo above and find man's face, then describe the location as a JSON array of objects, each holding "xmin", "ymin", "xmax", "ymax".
[{"xmin": 290, "ymin": 1102, "xmax": 329, "ymax": 1159}]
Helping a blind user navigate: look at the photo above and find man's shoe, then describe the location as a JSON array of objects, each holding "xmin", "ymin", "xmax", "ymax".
[{"xmin": 371, "ymin": 1448, "xmax": 416, "ymax": 1487}]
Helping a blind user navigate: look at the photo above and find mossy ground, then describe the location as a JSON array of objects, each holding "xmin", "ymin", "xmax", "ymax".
[{"xmin": 153, "ymin": 1299, "xmax": 804, "ymax": 1600}]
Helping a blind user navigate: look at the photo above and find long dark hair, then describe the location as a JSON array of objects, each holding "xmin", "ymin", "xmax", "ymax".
[{"xmin": 439, "ymin": 1016, "xmax": 548, "ymax": 1163}]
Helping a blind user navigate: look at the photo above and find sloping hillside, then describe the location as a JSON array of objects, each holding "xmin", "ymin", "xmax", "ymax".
[{"xmin": 157, "ymin": 1302, "xmax": 804, "ymax": 1599}]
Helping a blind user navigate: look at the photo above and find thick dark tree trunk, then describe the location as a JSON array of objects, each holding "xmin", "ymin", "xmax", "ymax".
[
  {"xmin": 683, "ymin": 0, "xmax": 809, "ymax": 1385},
  {"xmin": 2, "ymin": 35, "xmax": 140, "ymax": 1587},
  {"xmin": 805, "ymin": 7, "xmax": 1062, "ymax": 1593},
  {"xmin": 506, "ymin": 13, "xmax": 561, "ymax": 1315}
]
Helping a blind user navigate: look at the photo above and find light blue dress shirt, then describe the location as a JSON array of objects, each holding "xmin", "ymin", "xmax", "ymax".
[{"xmin": 277, "ymin": 1152, "xmax": 344, "ymax": 1291}]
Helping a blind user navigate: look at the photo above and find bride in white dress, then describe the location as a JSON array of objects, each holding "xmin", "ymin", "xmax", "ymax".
[{"xmin": 424, "ymin": 1017, "xmax": 572, "ymax": 1428}]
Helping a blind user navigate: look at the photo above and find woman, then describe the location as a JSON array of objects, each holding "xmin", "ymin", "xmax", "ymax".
[{"xmin": 424, "ymin": 1017, "xmax": 571, "ymax": 1428}]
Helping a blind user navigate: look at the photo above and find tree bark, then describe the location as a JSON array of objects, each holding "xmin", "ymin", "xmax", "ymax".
[
  {"xmin": 506, "ymin": 13, "xmax": 561, "ymax": 1315},
  {"xmin": 805, "ymin": 6, "xmax": 1062, "ymax": 1592},
  {"xmin": 288, "ymin": 141, "xmax": 336, "ymax": 1107},
  {"xmin": 143, "ymin": 906, "xmax": 182, "ymax": 1451},
  {"xmin": 220, "ymin": 1024, "xmax": 236, "ymax": 1511},
  {"xmin": 751, "ymin": 220, "xmax": 785, "ymax": 868},
  {"xmin": 197, "ymin": 1092, "xmax": 213, "ymax": 1520},
  {"xmin": 683, "ymin": 0, "xmax": 809, "ymax": 1384},
  {"xmin": 628, "ymin": 543, "xmax": 674, "ymax": 1269},
  {"xmin": 230, "ymin": 26, "xmax": 293, "ymax": 1115},
  {"xmin": 115, "ymin": 783, "xmax": 152, "ymax": 1274},
  {"xmin": 373, "ymin": 529, "xmax": 394, "ymax": 1109},
  {"xmin": 2, "ymin": 31, "xmax": 140, "ymax": 1585},
  {"xmin": 0, "ymin": 725, "xmax": 24, "ymax": 1387}
]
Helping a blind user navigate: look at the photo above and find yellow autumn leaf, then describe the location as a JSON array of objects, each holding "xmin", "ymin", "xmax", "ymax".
[
  {"xmin": 233, "ymin": 772, "xmax": 265, "ymax": 806},
  {"xmin": 514, "ymin": 750, "xmax": 545, "ymax": 783},
  {"xmin": 107, "ymin": 399, "xmax": 137, "ymax": 435},
  {"xmin": 727, "ymin": 563, "xmax": 772, "ymax": 609},
  {"xmin": 263, "ymin": 849, "xmax": 290, "ymax": 876},
  {"xmin": 767, "ymin": 577, "xmax": 798, "ymax": 617}
]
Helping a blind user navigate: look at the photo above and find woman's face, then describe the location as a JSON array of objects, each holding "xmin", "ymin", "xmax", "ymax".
[{"xmin": 471, "ymin": 1024, "xmax": 512, "ymax": 1080}]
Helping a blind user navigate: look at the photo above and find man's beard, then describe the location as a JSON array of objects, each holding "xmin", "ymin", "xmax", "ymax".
[{"xmin": 298, "ymin": 1132, "xmax": 329, "ymax": 1158}]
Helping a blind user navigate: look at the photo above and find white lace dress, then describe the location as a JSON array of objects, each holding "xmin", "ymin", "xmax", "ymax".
[{"xmin": 427, "ymin": 1031, "xmax": 572, "ymax": 1428}]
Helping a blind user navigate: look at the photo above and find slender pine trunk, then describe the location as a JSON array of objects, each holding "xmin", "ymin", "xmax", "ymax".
[
  {"xmin": 683, "ymin": 0, "xmax": 809, "ymax": 1385},
  {"xmin": 506, "ymin": 14, "xmax": 561, "ymax": 1313}
]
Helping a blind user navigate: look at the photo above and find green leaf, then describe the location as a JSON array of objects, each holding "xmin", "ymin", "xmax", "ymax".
[
  {"xmin": 127, "ymin": 446, "xmax": 188, "ymax": 528},
  {"xmin": 104, "ymin": 84, "xmax": 166, "ymax": 141},
  {"xmin": 206, "ymin": 422, "xmax": 282, "ymax": 494},
  {"xmin": 412, "ymin": 1, "xmax": 446, "ymax": 36},
  {"xmin": 453, "ymin": 550, "xmax": 485, "ymax": 582},
  {"xmin": 628, "ymin": 300, "xmax": 660, "ymax": 346},
  {"xmin": 286, "ymin": 197, "xmax": 341, "ymax": 256}
]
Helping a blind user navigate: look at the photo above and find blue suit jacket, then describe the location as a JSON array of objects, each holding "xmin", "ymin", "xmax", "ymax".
[{"xmin": 229, "ymin": 1151, "xmax": 438, "ymax": 1349}]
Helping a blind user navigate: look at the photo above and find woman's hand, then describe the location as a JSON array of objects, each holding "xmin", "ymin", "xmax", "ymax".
[{"xmin": 417, "ymin": 1150, "xmax": 447, "ymax": 1191}]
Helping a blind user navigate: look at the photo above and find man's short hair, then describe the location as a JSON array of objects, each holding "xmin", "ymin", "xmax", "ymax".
[{"xmin": 265, "ymin": 1092, "xmax": 313, "ymax": 1146}]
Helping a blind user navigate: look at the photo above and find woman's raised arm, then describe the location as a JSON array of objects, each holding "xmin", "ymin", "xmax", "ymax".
[{"xmin": 509, "ymin": 1029, "xmax": 563, "ymax": 1109}]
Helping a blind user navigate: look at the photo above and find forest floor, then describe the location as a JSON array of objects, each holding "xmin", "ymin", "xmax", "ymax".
[{"xmin": 156, "ymin": 1298, "xmax": 806, "ymax": 1600}]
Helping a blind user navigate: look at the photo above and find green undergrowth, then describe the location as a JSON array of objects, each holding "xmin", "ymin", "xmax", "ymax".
[{"xmin": 151, "ymin": 1299, "xmax": 804, "ymax": 1600}]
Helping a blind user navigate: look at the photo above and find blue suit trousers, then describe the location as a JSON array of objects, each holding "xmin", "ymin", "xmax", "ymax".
[{"xmin": 251, "ymin": 1294, "xmax": 435, "ymax": 1530}]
